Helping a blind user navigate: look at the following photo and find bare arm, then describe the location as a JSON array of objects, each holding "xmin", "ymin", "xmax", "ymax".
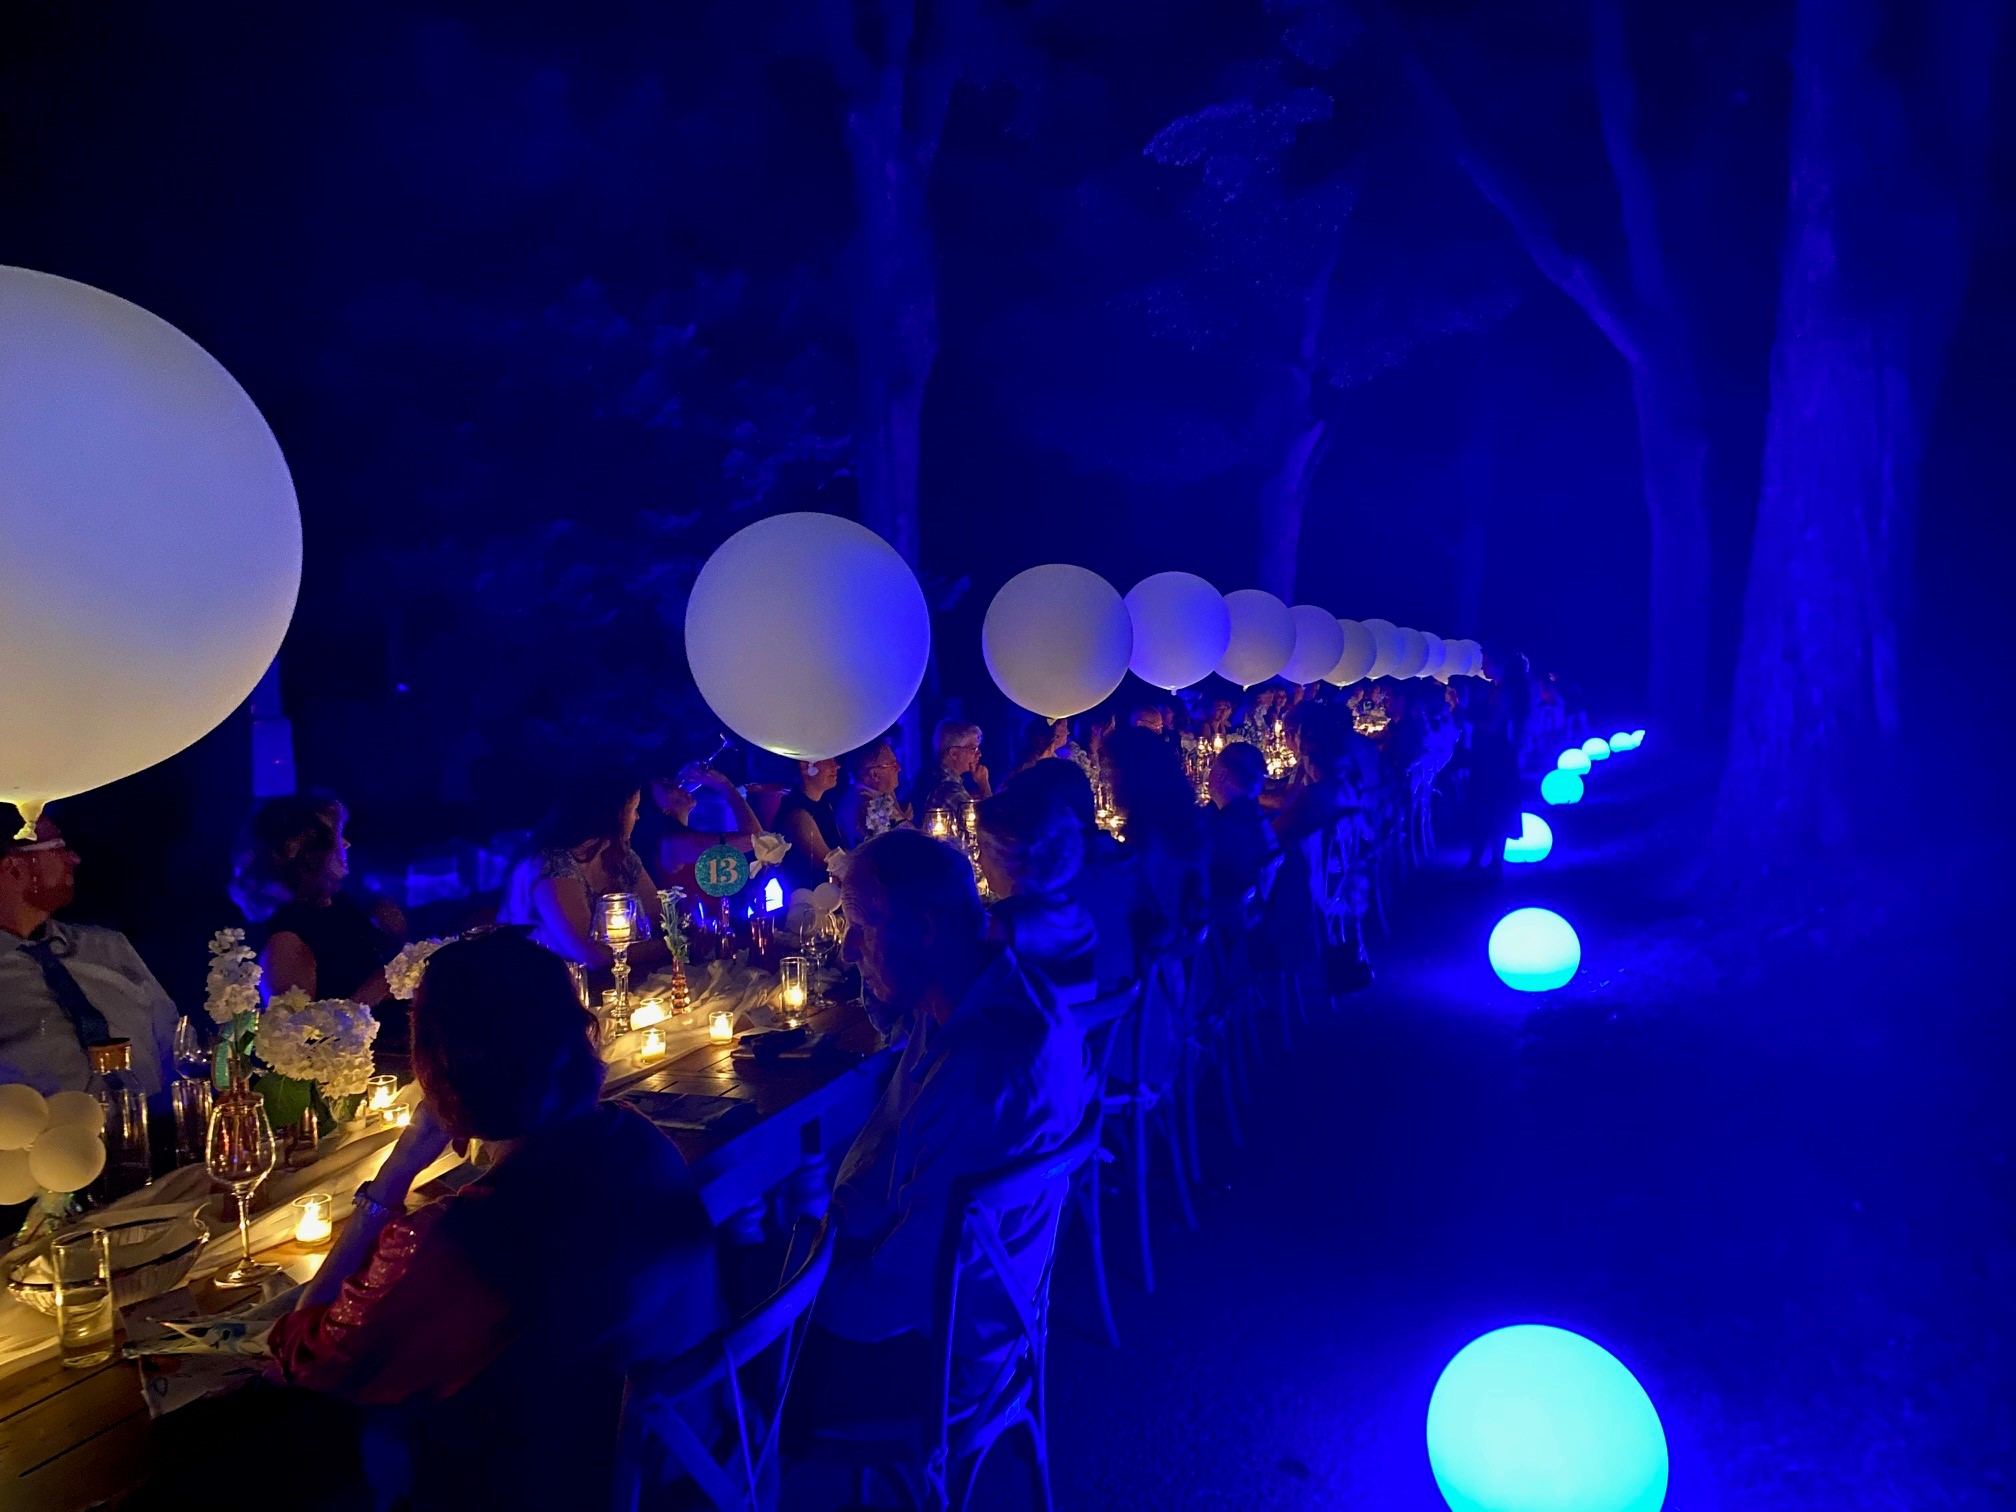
[
  {"xmin": 530, "ymin": 875, "xmax": 610, "ymax": 967},
  {"xmin": 261, "ymin": 932, "xmax": 318, "ymax": 998},
  {"xmin": 778, "ymin": 807, "xmax": 830, "ymax": 868}
]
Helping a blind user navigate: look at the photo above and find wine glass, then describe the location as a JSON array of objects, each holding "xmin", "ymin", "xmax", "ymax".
[
  {"xmin": 206, "ymin": 1094, "xmax": 278, "ymax": 1286},
  {"xmin": 172, "ymin": 1016, "xmax": 209, "ymax": 1081}
]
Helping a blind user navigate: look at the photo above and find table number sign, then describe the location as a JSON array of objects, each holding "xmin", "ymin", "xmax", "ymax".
[{"xmin": 694, "ymin": 844, "xmax": 750, "ymax": 897}]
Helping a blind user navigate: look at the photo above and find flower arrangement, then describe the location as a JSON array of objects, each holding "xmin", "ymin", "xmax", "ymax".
[
  {"xmin": 204, "ymin": 929, "xmax": 262, "ymax": 1026},
  {"xmin": 255, "ymin": 991, "xmax": 378, "ymax": 1098},
  {"xmin": 385, "ymin": 937, "xmax": 452, "ymax": 1000}
]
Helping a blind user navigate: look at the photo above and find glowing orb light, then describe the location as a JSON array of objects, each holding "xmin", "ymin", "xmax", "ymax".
[
  {"xmin": 1503, "ymin": 812, "xmax": 1553, "ymax": 864},
  {"xmin": 1581, "ymin": 737, "xmax": 1612, "ymax": 762},
  {"xmin": 1488, "ymin": 908, "xmax": 1580, "ymax": 991},
  {"xmin": 1557, "ymin": 749, "xmax": 1591, "ymax": 774},
  {"xmin": 1631, "ymin": 728, "xmax": 1645, "ymax": 745},
  {"xmin": 1427, "ymin": 1324, "xmax": 1667, "ymax": 1512},
  {"xmin": 1609, "ymin": 731, "xmax": 1633, "ymax": 751},
  {"xmin": 1540, "ymin": 770, "xmax": 1584, "ymax": 806}
]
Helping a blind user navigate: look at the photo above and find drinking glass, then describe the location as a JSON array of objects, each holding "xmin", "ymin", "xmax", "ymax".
[
  {"xmin": 170, "ymin": 1077, "xmax": 213, "ymax": 1167},
  {"xmin": 206, "ymin": 1094, "xmax": 278, "ymax": 1286},
  {"xmin": 780, "ymin": 956, "xmax": 809, "ymax": 1027},
  {"xmin": 171, "ymin": 1016, "xmax": 209, "ymax": 1080},
  {"xmin": 51, "ymin": 1229, "xmax": 115, "ymax": 1369}
]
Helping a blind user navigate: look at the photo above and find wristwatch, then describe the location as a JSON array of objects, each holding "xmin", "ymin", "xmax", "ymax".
[{"xmin": 352, "ymin": 1181, "xmax": 400, "ymax": 1221}]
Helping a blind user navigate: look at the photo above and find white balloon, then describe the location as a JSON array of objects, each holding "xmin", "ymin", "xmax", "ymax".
[
  {"xmin": 27, "ymin": 1123, "xmax": 105, "ymax": 1195},
  {"xmin": 44, "ymin": 1089, "xmax": 104, "ymax": 1133},
  {"xmin": 685, "ymin": 512, "xmax": 930, "ymax": 760},
  {"xmin": 0, "ymin": 1150, "xmax": 36, "ymax": 1205},
  {"xmin": 0, "ymin": 1085, "xmax": 49, "ymax": 1152},
  {"xmin": 1456, "ymin": 639, "xmax": 1485, "ymax": 676},
  {"xmin": 1390, "ymin": 628, "xmax": 1430, "ymax": 679},
  {"xmin": 1360, "ymin": 618, "xmax": 1404, "ymax": 680},
  {"xmin": 0, "ymin": 268, "xmax": 302, "ymax": 830},
  {"xmin": 983, "ymin": 565, "xmax": 1133, "ymax": 719},
  {"xmin": 1419, "ymin": 632, "xmax": 1448, "ymax": 680},
  {"xmin": 1280, "ymin": 605, "xmax": 1347, "ymax": 686},
  {"xmin": 1123, "ymin": 572, "xmax": 1231, "ymax": 691},
  {"xmin": 1325, "ymin": 619, "xmax": 1378, "ymax": 686},
  {"xmin": 1215, "ymin": 590, "xmax": 1295, "ymax": 688}
]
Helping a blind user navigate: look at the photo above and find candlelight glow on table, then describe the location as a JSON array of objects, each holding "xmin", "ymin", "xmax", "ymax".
[
  {"xmin": 781, "ymin": 956, "xmax": 809, "ymax": 1027},
  {"xmin": 640, "ymin": 1026, "xmax": 667, "ymax": 1061},
  {"xmin": 292, "ymin": 1193, "xmax": 333, "ymax": 1246},
  {"xmin": 1427, "ymin": 1324, "xmax": 1668, "ymax": 1512}
]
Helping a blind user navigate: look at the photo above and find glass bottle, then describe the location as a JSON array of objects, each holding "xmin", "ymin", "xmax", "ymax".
[{"xmin": 89, "ymin": 1038, "xmax": 152, "ymax": 1201}]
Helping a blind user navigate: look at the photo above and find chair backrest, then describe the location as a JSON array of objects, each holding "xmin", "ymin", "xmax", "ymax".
[
  {"xmin": 613, "ymin": 1221, "xmax": 835, "ymax": 1512},
  {"xmin": 924, "ymin": 1101, "xmax": 1104, "ymax": 1462}
]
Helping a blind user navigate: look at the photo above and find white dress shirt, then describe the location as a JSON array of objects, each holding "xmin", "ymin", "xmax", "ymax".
[{"xmin": 0, "ymin": 920, "xmax": 181, "ymax": 1097}]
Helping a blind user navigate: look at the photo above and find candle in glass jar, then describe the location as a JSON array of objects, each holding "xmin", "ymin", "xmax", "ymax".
[
  {"xmin": 365, "ymin": 1075, "xmax": 397, "ymax": 1121},
  {"xmin": 926, "ymin": 808, "xmax": 952, "ymax": 839},
  {"xmin": 391, "ymin": 1104, "xmax": 413, "ymax": 1129},
  {"xmin": 780, "ymin": 955, "xmax": 809, "ymax": 1022},
  {"xmin": 292, "ymin": 1193, "xmax": 333, "ymax": 1246},
  {"xmin": 709, "ymin": 1010, "xmax": 735, "ymax": 1043},
  {"xmin": 630, "ymin": 997, "xmax": 667, "ymax": 1030},
  {"xmin": 641, "ymin": 1025, "xmax": 667, "ymax": 1061}
]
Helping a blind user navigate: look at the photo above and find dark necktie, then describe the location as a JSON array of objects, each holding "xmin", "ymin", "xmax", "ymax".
[{"xmin": 19, "ymin": 937, "xmax": 112, "ymax": 1051}]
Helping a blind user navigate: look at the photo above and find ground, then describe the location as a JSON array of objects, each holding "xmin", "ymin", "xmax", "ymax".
[{"xmin": 796, "ymin": 749, "xmax": 2015, "ymax": 1510}]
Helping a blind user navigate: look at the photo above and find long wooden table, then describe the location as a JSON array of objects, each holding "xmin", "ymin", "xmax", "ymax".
[{"xmin": 0, "ymin": 995, "xmax": 891, "ymax": 1512}]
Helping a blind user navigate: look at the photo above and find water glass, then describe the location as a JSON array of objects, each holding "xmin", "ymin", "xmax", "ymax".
[
  {"xmin": 170, "ymin": 1077, "xmax": 213, "ymax": 1166},
  {"xmin": 51, "ymin": 1230, "xmax": 115, "ymax": 1369}
]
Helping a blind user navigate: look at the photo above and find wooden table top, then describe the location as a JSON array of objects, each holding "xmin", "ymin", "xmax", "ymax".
[{"xmin": 0, "ymin": 996, "xmax": 890, "ymax": 1512}]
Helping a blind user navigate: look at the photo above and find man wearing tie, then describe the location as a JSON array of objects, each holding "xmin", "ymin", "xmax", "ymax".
[{"xmin": 0, "ymin": 809, "xmax": 179, "ymax": 1099}]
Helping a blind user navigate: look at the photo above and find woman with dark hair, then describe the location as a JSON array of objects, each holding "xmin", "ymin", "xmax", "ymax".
[
  {"xmin": 1006, "ymin": 716, "xmax": 1069, "ymax": 780},
  {"xmin": 976, "ymin": 784, "xmax": 1094, "ymax": 1001},
  {"xmin": 772, "ymin": 758, "xmax": 842, "ymax": 893},
  {"xmin": 270, "ymin": 931, "xmax": 719, "ymax": 1510},
  {"xmin": 647, "ymin": 762, "xmax": 764, "ymax": 897},
  {"xmin": 235, "ymin": 793, "xmax": 395, "ymax": 1006},
  {"xmin": 1101, "ymin": 725, "xmax": 1210, "ymax": 981},
  {"xmin": 498, "ymin": 773, "xmax": 665, "ymax": 968}
]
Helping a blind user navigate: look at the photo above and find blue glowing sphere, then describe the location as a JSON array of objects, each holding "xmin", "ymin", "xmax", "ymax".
[
  {"xmin": 1540, "ymin": 770, "xmax": 1584, "ymax": 806},
  {"xmin": 1504, "ymin": 812, "xmax": 1553, "ymax": 864},
  {"xmin": 1557, "ymin": 748, "xmax": 1592, "ymax": 774},
  {"xmin": 1631, "ymin": 728, "xmax": 1645, "ymax": 745},
  {"xmin": 1427, "ymin": 1324, "xmax": 1668, "ymax": 1512},
  {"xmin": 1488, "ymin": 907, "xmax": 1581, "ymax": 991},
  {"xmin": 1581, "ymin": 737, "xmax": 1612, "ymax": 761},
  {"xmin": 1609, "ymin": 731, "xmax": 1632, "ymax": 751}
]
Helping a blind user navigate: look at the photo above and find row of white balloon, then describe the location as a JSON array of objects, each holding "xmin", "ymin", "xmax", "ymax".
[{"xmin": 981, "ymin": 564, "xmax": 1485, "ymax": 720}]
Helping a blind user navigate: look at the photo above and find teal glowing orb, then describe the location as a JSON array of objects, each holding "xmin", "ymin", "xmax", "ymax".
[
  {"xmin": 1609, "ymin": 731, "xmax": 1634, "ymax": 751},
  {"xmin": 1504, "ymin": 812, "xmax": 1553, "ymax": 864},
  {"xmin": 1557, "ymin": 748, "xmax": 1592, "ymax": 774},
  {"xmin": 1540, "ymin": 770, "xmax": 1584, "ymax": 806},
  {"xmin": 1427, "ymin": 1324, "xmax": 1668, "ymax": 1512},
  {"xmin": 1631, "ymin": 728, "xmax": 1645, "ymax": 745},
  {"xmin": 1488, "ymin": 907, "xmax": 1580, "ymax": 991},
  {"xmin": 1581, "ymin": 737, "xmax": 1612, "ymax": 762}
]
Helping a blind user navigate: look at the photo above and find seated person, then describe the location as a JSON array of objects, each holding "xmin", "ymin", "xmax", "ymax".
[
  {"xmin": 649, "ymin": 764, "xmax": 764, "ymax": 897},
  {"xmin": 498, "ymin": 774, "xmax": 667, "ymax": 969},
  {"xmin": 772, "ymin": 758, "xmax": 842, "ymax": 893},
  {"xmin": 270, "ymin": 931, "xmax": 719, "ymax": 1510},
  {"xmin": 234, "ymin": 792, "xmax": 396, "ymax": 1007},
  {"xmin": 910, "ymin": 717, "xmax": 991, "ymax": 819},
  {"xmin": 1006, "ymin": 717, "xmax": 1069, "ymax": 781},
  {"xmin": 975, "ymin": 785, "xmax": 1095, "ymax": 1002},
  {"xmin": 1008, "ymin": 756, "xmax": 1137, "ymax": 992},
  {"xmin": 1206, "ymin": 741, "xmax": 1278, "ymax": 933},
  {"xmin": 800, "ymin": 830, "xmax": 1085, "ymax": 1420},
  {"xmin": 0, "ymin": 809, "xmax": 178, "ymax": 1100},
  {"xmin": 834, "ymin": 735, "xmax": 911, "ymax": 848}
]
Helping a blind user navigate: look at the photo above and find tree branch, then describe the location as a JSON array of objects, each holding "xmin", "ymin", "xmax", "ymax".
[
  {"xmin": 1589, "ymin": 0, "xmax": 1676, "ymax": 320},
  {"xmin": 1370, "ymin": 3, "xmax": 1647, "ymax": 369}
]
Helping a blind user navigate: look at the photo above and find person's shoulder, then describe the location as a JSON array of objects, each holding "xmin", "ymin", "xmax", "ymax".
[{"xmin": 52, "ymin": 919, "xmax": 144, "ymax": 959}]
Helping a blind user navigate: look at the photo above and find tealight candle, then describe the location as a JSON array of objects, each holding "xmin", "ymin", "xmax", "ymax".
[
  {"xmin": 292, "ymin": 1193, "xmax": 333, "ymax": 1246},
  {"xmin": 630, "ymin": 997, "xmax": 667, "ymax": 1030},
  {"xmin": 780, "ymin": 955, "xmax": 809, "ymax": 1026},
  {"xmin": 926, "ymin": 808, "xmax": 952, "ymax": 840},
  {"xmin": 640, "ymin": 1025, "xmax": 667, "ymax": 1061},
  {"xmin": 366, "ymin": 1075, "xmax": 397, "ymax": 1120},
  {"xmin": 709, "ymin": 1010, "xmax": 735, "ymax": 1042},
  {"xmin": 391, "ymin": 1104, "xmax": 412, "ymax": 1129}
]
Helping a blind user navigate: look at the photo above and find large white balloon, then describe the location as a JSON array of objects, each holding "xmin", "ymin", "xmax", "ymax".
[
  {"xmin": 0, "ymin": 268, "xmax": 302, "ymax": 833},
  {"xmin": 1216, "ymin": 590, "xmax": 1295, "ymax": 688},
  {"xmin": 1280, "ymin": 605, "xmax": 1346, "ymax": 686},
  {"xmin": 1123, "ymin": 572, "xmax": 1231, "ymax": 691},
  {"xmin": 27, "ymin": 1123, "xmax": 104, "ymax": 1195},
  {"xmin": 983, "ymin": 565, "xmax": 1133, "ymax": 719},
  {"xmin": 685, "ymin": 512, "xmax": 930, "ymax": 761},
  {"xmin": 1360, "ymin": 618, "xmax": 1404, "ymax": 680},
  {"xmin": 0, "ymin": 1084, "xmax": 49, "ymax": 1151},
  {"xmin": 1325, "ymin": 619, "xmax": 1378, "ymax": 686},
  {"xmin": 1419, "ymin": 631, "xmax": 1448, "ymax": 680},
  {"xmin": 1390, "ymin": 627, "xmax": 1430, "ymax": 679}
]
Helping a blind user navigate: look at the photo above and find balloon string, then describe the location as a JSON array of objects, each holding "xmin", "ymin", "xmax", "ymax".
[{"xmin": 12, "ymin": 798, "xmax": 43, "ymax": 841}]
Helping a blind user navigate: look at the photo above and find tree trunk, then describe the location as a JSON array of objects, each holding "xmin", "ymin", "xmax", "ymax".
[
  {"xmin": 841, "ymin": 90, "xmax": 938, "ymax": 569},
  {"xmin": 1257, "ymin": 416, "xmax": 1325, "ymax": 601},
  {"xmin": 1715, "ymin": 0, "xmax": 1991, "ymax": 863},
  {"xmin": 1632, "ymin": 368, "xmax": 1711, "ymax": 737}
]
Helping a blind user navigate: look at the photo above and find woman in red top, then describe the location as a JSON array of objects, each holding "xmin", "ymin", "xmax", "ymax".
[{"xmin": 269, "ymin": 930, "xmax": 720, "ymax": 1510}]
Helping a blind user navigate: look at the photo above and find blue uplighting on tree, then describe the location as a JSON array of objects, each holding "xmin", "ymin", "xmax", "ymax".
[
  {"xmin": 1427, "ymin": 1324, "xmax": 1668, "ymax": 1512},
  {"xmin": 1541, "ymin": 769, "xmax": 1585, "ymax": 806},
  {"xmin": 1487, "ymin": 908, "xmax": 1581, "ymax": 991},
  {"xmin": 1504, "ymin": 811, "xmax": 1553, "ymax": 864}
]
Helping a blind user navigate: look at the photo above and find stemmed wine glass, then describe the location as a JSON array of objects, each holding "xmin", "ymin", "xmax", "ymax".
[{"xmin": 206, "ymin": 1095, "xmax": 278, "ymax": 1286}]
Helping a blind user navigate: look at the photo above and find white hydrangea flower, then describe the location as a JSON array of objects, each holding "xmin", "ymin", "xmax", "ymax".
[
  {"xmin": 385, "ymin": 937, "xmax": 452, "ymax": 1001},
  {"xmin": 256, "ymin": 991, "xmax": 380, "ymax": 1098}
]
